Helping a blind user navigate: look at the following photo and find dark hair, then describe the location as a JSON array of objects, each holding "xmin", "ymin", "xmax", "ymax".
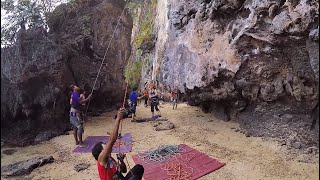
[
  {"xmin": 92, "ymin": 142, "xmax": 104, "ymax": 160},
  {"xmin": 131, "ymin": 164, "xmax": 144, "ymax": 176},
  {"xmin": 132, "ymin": 86, "xmax": 138, "ymax": 91},
  {"xmin": 69, "ymin": 85, "xmax": 74, "ymax": 91}
]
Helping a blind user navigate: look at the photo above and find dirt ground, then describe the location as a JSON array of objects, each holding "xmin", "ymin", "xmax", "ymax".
[{"xmin": 1, "ymin": 103, "xmax": 319, "ymax": 180}]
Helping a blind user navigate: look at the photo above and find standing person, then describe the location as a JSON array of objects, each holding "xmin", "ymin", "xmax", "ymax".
[
  {"xmin": 129, "ymin": 87, "xmax": 142, "ymax": 120},
  {"xmin": 159, "ymin": 90, "xmax": 164, "ymax": 102},
  {"xmin": 143, "ymin": 88, "xmax": 149, "ymax": 107},
  {"xmin": 137, "ymin": 89, "xmax": 143, "ymax": 106},
  {"xmin": 149, "ymin": 86, "xmax": 161, "ymax": 118},
  {"xmin": 149, "ymin": 81, "xmax": 155, "ymax": 89},
  {"xmin": 92, "ymin": 108, "xmax": 145, "ymax": 180},
  {"xmin": 70, "ymin": 85, "xmax": 92, "ymax": 146},
  {"xmin": 172, "ymin": 90, "xmax": 178, "ymax": 110},
  {"xmin": 170, "ymin": 90, "xmax": 174, "ymax": 103},
  {"xmin": 80, "ymin": 89, "xmax": 89, "ymax": 122}
]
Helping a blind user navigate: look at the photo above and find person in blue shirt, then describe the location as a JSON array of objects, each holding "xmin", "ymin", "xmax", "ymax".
[{"xmin": 129, "ymin": 87, "xmax": 143, "ymax": 120}]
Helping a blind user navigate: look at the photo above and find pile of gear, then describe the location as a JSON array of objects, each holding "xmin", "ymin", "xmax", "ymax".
[{"xmin": 138, "ymin": 145, "xmax": 183, "ymax": 163}]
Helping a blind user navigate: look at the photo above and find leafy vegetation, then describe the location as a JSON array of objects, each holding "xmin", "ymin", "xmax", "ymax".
[
  {"xmin": 1, "ymin": 0, "xmax": 67, "ymax": 46},
  {"xmin": 133, "ymin": 0, "xmax": 157, "ymax": 49},
  {"xmin": 124, "ymin": 57, "xmax": 143, "ymax": 88},
  {"xmin": 80, "ymin": 15, "xmax": 92, "ymax": 36},
  {"xmin": 124, "ymin": 0, "xmax": 157, "ymax": 87}
]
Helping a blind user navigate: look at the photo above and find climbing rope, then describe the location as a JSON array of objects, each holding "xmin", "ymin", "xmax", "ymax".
[
  {"xmin": 115, "ymin": 0, "xmax": 154, "ymax": 176},
  {"xmin": 160, "ymin": 153, "xmax": 197, "ymax": 180},
  {"xmin": 84, "ymin": 0, "xmax": 131, "ymax": 115},
  {"xmin": 69, "ymin": 0, "xmax": 135, "ymax": 176},
  {"xmin": 138, "ymin": 145, "xmax": 198, "ymax": 180},
  {"xmin": 138, "ymin": 145, "xmax": 184, "ymax": 163},
  {"xmin": 76, "ymin": 0, "xmax": 156, "ymax": 177}
]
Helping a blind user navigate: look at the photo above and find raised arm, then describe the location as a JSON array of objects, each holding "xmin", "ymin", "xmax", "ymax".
[
  {"xmin": 98, "ymin": 108, "xmax": 125, "ymax": 165},
  {"xmin": 80, "ymin": 94, "xmax": 92, "ymax": 104}
]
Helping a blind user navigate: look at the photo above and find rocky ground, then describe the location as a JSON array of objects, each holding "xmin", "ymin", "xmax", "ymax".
[{"xmin": 1, "ymin": 103, "xmax": 318, "ymax": 180}]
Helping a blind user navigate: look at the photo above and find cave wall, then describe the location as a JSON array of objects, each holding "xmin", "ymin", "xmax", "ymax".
[{"xmin": 1, "ymin": 0, "xmax": 133, "ymax": 146}]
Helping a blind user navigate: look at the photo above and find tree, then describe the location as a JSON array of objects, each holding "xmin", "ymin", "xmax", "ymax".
[{"xmin": 1, "ymin": 0, "xmax": 67, "ymax": 46}]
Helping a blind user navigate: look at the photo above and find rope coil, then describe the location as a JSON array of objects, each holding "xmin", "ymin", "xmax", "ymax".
[
  {"xmin": 138, "ymin": 145, "xmax": 198, "ymax": 180},
  {"xmin": 138, "ymin": 145, "xmax": 184, "ymax": 163}
]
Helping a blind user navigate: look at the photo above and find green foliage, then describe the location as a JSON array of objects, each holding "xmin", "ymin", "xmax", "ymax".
[
  {"xmin": 123, "ymin": 0, "xmax": 157, "ymax": 87},
  {"xmin": 124, "ymin": 58, "xmax": 143, "ymax": 88},
  {"xmin": 133, "ymin": 0, "xmax": 157, "ymax": 49},
  {"xmin": 1, "ymin": 0, "xmax": 67, "ymax": 46},
  {"xmin": 80, "ymin": 15, "xmax": 92, "ymax": 36},
  {"xmin": 126, "ymin": 1, "xmax": 141, "ymax": 22}
]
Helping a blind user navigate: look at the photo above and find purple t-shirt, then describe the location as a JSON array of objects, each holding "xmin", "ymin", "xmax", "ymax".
[{"xmin": 71, "ymin": 92, "xmax": 80, "ymax": 110}]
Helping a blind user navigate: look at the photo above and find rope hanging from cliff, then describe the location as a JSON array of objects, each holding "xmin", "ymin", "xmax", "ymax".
[
  {"xmin": 84, "ymin": 0, "xmax": 130, "ymax": 115},
  {"xmin": 80, "ymin": 0, "xmax": 135, "ymax": 176},
  {"xmin": 79, "ymin": 0, "xmax": 151, "ymax": 177},
  {"xmin": 116, "ymin": 0, "xmax": 151, "ymax": 176}
]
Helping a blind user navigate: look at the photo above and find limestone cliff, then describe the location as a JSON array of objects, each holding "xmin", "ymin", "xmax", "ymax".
[
  {"xmin": 1, "ymin": 0, "xmax": 132, "ymax": 146},
  {"xmin": 137, "ymin": 0, "xmax": 319, "ymax": 149}
]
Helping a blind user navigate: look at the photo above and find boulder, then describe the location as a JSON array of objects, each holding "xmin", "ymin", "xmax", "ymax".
[
  {"xmin": 154, "ymin": 121, "xmax": 175, "ymax": 131},
  {"xmin": 1, "ymin": 156, "xmax": 54, "ymax": 177},
  {"xmin": 1, "ymin": 0, "xmax": 133, "ymax": 146},
  {"xmin": 74, "ymin": 163, "xmax": 90, "ymax": 172}
]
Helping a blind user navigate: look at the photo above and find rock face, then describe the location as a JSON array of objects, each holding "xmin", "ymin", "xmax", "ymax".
[
  {"xmin": 74, "ymin": 163, "xmax": 90, "ymax": 172},
  {"xmin": 1, "ymin": 156, "xmax": 54, "ymax": 177},
  {"xmin": 139, "ymin": 0, "xmax": 319, "ymax": 149},
  {"xmin": 1, "ymin": 0, "xmax": 132, "ymax": 146}
]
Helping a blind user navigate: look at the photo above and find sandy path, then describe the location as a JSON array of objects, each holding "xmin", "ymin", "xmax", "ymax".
[{"xmin": 1, "ymin": 103, "xmax": 319, "ymax": 180}]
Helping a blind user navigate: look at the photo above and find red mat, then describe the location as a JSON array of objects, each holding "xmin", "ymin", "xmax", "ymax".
[{"xmin": 132, "ymin": 144, "xmax": 225, "ymax": 180}]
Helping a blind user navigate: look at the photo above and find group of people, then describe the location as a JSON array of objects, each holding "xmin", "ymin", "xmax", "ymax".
[
  {"xmin": 68, "ymin": 82, "xmax": 180, "ymax": 180},
  {"xmin": 128, "ymin": 83, "xmax": 162, "ymax": 120},
  {"xmin": 69, "ymin": 85, "xmax": 144, "ymax": 180}
]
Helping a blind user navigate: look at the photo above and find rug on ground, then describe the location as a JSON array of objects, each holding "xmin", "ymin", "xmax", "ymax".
[
  {"xmin": 132, "ymin": 144, "xmax": 225, "ymax": 180},
  {"xmin": 73, "ymin": 133, "xmax": 132, "ymax": 153}
]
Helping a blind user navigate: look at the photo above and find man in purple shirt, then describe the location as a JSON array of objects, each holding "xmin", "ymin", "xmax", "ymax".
[{"xmin": 70, "ymin": 85, "xmax": 92, "ymax": 146}]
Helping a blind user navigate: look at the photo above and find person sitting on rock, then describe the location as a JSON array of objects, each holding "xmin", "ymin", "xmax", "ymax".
[
  {"xmin": 92, "ymin": 108, "xmax": 144, "ymax": 180},
  {"xmin": 70, "ymin": 85, "xmax": 92, "ymax": 146}
]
